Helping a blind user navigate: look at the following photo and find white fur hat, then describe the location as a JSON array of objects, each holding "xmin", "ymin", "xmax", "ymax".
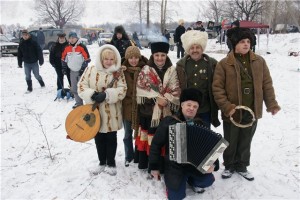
[{"xmin": 181, "ymin": 30, "xmax": 208, "ymax": 52}]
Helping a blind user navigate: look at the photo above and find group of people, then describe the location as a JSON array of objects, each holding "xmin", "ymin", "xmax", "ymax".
[{"xmin": 17, "ymin": 24, "xmax": 280, "ymax": 200}]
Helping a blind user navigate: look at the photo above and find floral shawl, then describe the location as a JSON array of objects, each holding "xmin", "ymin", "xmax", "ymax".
[{"xmin": 136, "ymin": 65, "xmax": 181, "ymax": 127}]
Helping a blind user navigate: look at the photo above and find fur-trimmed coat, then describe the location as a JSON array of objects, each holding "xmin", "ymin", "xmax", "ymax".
[
  {"xmin": 212, "ymin": 50, "xmax": 280, "ymax": 121},
  {"xmin": 78, "ymin": 44, "xmax": 127, "ymax": 133}
]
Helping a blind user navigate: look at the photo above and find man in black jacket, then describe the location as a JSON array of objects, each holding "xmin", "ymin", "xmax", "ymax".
[
  {"xmin": 49, "ymin": 33, "xmax": 70, "ymax": 90},
  {"xmin": 17, "ymin": 29, "xmax": 45, "ymax": 93},
  {"xmin": 174, "ymin": 19, "xmax": 186, "ymax": 59},
  {"xmin": 149, "ymin": 88, "xmax": 219, "ymax": 200}
]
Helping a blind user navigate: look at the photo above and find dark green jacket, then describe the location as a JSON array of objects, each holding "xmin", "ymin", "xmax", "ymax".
[{"xmin": 176, "ymin": 54, "xmax": 221, "ymax": 127}]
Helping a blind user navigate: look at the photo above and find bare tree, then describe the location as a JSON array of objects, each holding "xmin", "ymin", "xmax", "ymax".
[
  {"xmin": 206, "ymin": 0, "xmax": 225, "ymax": 24},
  {"xmin": 34, "ymin": 0, "xmax": 85, "ymax": 28},
  {"xmin": 160, "ymin": 0, "xmax": 168, "ymax": 33},
  {"xmin": 234, "ymin": 0, "xmax": 263, "ymax": 21}
]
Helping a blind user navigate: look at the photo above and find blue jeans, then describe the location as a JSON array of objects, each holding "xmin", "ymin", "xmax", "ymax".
[
  {"xmin": 24, "ymin": 62, "xmax": 43, "ymax": 81},
  {"xmin": 123, "ymin": 120, "xmax": 134, "ymax": 162},
  {"xmin": 167, "ymin": 173, "xmax": 215, "ymax": 200}
]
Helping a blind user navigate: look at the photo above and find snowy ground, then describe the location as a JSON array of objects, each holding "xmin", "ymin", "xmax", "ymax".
[{"xmin": 1, "ymin": 33, "xmax": 300, "ymax": 199}]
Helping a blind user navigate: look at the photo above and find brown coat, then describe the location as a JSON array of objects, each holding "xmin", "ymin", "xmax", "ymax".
[{"xmin": 212, "ymin": 51, "xmax": 280, "ymax": 121}]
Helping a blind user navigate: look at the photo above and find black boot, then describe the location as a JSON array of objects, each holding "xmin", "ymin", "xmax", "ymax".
[
  {"xmin": 38, "ymin": 79, "xmax": 45, "ymax": 87},
  {"xmin": 26, "ymin": 80, "xmax": 32, "ymax": 93}
]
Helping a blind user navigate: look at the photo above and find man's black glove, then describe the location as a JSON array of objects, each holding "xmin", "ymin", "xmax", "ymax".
[
  {"xmin": 62, "ymin": 68, "xmax": 67, "ymax": 75},
  {"xmin": 79, "ymin": 59, "xmax": 90, "ymax": 76},
  {"xmin": 61, "ymin": 60, "xmax": 67, "ymax": 67},
  {"xmin": 91, "ymin": 91, "xmax": 106, "ymax": 103},
  {"xmin": 79, "ymin": 67, "xmax": 85, "ymax": 76},
  {"xmin": 18, "ymin": 65, "xmax": 22, "ymax": 68}
]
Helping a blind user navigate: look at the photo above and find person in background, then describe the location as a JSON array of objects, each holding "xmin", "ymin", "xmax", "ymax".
[
  {"xmin": 213, "ymin": 27, "xmax": 281, "ymax": 181},
  {"xmin": 122, "ymin": 46, "xmax": 148, "ymax": 167},
  {"xmin": 132, "ymin": 31, "xmax": 143, "ymax": 50},
  {"xmin": 194, "ymin": 21, "xmax": 205, "ymax": 31},
  {"xmin": 110, "ymin": 25, "xmax": 132, "ymax": 58},
  {"xmin": 78, "ymin": 44, "xmax": 127, "ymax": 176},
  {"xmin": 174, "ymin": 19, "xmax": 186, "ymax": 59},
  {"xmin": 61, "ymin": 31, "xmax": 90, "ymax": 109},
  {"xmin": 149, "ymin": 88, "xmax": 219, "ymax": 200},
  {"xmin": 37, "ymin": 27, "xmax": 45, "ymax": 50},
  {"xmin": 49, "ymin": 33, "xmax": 71, "ymax": 91},
  {"xmin": 226, "ymin": 20, "xmax": 240, "ymax": 52},
  {"xmin": 17, "ymin": 29, "xmax": 45, "ymax": 93},
  {"xmin": 135, "ymin": 42, "xmax": 181, "ymax": 172},
  {"xmin": 176, "ymin": 30, "xmax": 220, "ymax": 129},
  {"xmin": 163, "ymin": 29, "xmax": 171, "ymax": 43}
]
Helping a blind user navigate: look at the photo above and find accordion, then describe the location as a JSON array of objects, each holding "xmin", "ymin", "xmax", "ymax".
[{"xmin": 169, "ymin": 123, "xmax": 229, "ymax": 173}]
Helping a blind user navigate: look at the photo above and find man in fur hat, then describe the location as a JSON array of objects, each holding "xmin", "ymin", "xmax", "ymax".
[
  {"xmin": 176, "ymin": 30, "xmax": 221, "ymax": 129},
  {"xmin": 212, "ymin": 27, "xmax": 281, "ymax": 181},
  {"xmin": 110, "ymin": 25, "xmax": 132, "ymax": 58},
  {"xmin": 149, "ymin": 88, "xmax": 219, "ymax": 200}
]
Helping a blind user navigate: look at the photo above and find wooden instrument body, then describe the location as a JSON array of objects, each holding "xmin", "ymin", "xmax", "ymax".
[{"xmin": 65, "ymin": 104, "xmax": 100, "ymax": 142}]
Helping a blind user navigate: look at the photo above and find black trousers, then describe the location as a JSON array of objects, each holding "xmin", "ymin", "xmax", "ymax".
[
  {"xmin": 94, "ymin": 131, "xmax": 117, "ymax": 167},
  {"xmin": 177, "ymin": 43, "xmax": 184, "ymax": 58},
  {"xmin": 54, "ymin": 66, "xmax": 71, "ymax": 90},
  {"xmin": 222, "ymin": 120, "xmax": 257, "ymax": 172}
]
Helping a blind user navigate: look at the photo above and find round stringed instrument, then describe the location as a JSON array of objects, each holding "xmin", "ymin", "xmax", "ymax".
[
  {"xmin": 65, "ymin": 69, "xmax": 122, "ymax": 142},
  {"xmin": 65, "ymin": 103, "xmax": 100, "ymax": 142}
]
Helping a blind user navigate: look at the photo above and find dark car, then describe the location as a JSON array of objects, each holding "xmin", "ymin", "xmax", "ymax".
[
  {"xmin": 138, "ymin": 32, "xmax": 168, "ymax": 48},
  {"xmin": 0, "ymin": 34, "xmax": 19, "ymax": 57},
  {"xmin": 29, "ymin": 28, "xmax": 63, "ymax": 50}
]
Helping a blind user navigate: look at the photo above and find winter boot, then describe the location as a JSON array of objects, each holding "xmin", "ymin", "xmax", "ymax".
[
  {"xmin": 26, "ymin": 80, "xmax": 33, "ymax": 93},
  {"xmin": 38, "ymin": 79, "xmax": 45, "ymax": 87}
]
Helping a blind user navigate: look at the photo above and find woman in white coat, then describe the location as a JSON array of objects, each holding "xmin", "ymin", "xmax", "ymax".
[{"xmin": 78, "ymin": 44, "xmax": 127, "ymax": 176}]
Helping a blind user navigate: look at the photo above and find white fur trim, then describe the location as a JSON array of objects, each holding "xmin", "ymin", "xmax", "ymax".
[
  {"xmin": 94, "ymin": 44, "xmax": 121, "ymax": 72},
  {"xmin": 181, "ymin": 30, "xmax": 208, "ymax": 52}
]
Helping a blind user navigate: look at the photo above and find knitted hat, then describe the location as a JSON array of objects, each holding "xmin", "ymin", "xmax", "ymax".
[
  {"xmin": 181, "ymin": 30, "xmax": 208, "ymax": 52},
  {"xmin": 125, "ymin": 46, "xmax": 141, "ymax": 59},
  {"xmin": 180, "ymin": 88, "xmax": 202, "ymax": 106},
  {"xmin": 68, "ymin": 31, "xmax": 78, "ymax": 38},
  {"xmin": 151, "ymin": 42, "xmax": 169, "ymax": 54},
  {"xmin": 227, "ymin": 27, "xmax": 254, "ymax": 49}
]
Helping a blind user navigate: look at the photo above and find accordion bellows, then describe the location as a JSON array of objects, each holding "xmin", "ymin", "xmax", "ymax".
[{"xmin": 169, "ymin": 123, "xmax": 229, "ymax": 173}]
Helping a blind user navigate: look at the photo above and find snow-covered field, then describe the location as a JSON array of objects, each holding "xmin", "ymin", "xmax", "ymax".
[{"xmin": 1, "ymin": 33, "xmax": 299, "ymax": 199}]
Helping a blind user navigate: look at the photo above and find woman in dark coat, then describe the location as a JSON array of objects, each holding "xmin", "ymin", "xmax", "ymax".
[
  {"xmin": 110, "ymin": 25, "xmax": 132, "ymax": 58},
  {"xmin": 49, "ymin": 33, "xmax": 71, "ymax": 90}
]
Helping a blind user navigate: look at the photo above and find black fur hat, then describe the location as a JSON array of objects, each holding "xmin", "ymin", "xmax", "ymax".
[
  {"xmin": 227, "ymin": 27, "xmax": 254, "ymax": 49},
  {"xmin": 114, "ymin": 25, "xmax": 125, "ymax": 34},
  {"xmin": 151, "ymin": 42, "xmax": 169, "ymax": 54},
  {"xmin": 180, "ymin": 88, "xmax": 202, "ymax": 106}
]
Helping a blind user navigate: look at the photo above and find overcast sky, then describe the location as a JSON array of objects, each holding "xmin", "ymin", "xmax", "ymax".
[{"xmin": 0, "ymin": 0, "xmax": 207, "ymax": 27}]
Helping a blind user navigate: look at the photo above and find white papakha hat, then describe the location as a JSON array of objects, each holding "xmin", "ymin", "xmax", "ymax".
[{"xmin": 180, "ymin": 30, "xmax": 208, "ymax": 52}]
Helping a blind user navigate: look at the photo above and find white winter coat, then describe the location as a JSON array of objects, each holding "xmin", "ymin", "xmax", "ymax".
[{"xmin": 78, "ymin": 44, "xmax": 127, "ymax": 133}]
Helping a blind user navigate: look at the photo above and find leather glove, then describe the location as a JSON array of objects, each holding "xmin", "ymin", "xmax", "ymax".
[{"xmin": 91, "ymin": 91, "xmax": 106, "ymax": 103}]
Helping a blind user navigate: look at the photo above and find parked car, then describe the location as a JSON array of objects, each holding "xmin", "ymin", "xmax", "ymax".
[
  {"xmin": 286, "ymin": 25, "xmax": 299, "ymax": 33},
  {"xmin": 138, "ymin": 33, "xmax": 168, "ymax": 48},
  {"xmin": 29, "ymin": 28, "xmax": 63, "ymax": 50},
  {"xmin": 97, "ymin": 32, "xmax": 113, "ymax": 46},
  {"xmin": 0, "ymin": 34, "xmax": 19, "ymax": 57}
]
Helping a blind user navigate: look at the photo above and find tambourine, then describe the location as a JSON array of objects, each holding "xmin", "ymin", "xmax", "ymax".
[{"xmin": 230, "ymin": 105, "xmax": 256, "ymax": 128}]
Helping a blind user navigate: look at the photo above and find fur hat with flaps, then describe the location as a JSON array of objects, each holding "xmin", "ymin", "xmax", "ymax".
[
  {"xmin": 114, "ymin": 25, "xmax": 126, "ymax": 34},
  {"xmin": 125, "ymin": 46, "xmax": 141, "ymax": 59},
  {"xmin": 151, "ymin": 42, "xmax": 169, "ymax": 54},
  {"xmin": 181, "ymin": 30, "xmax": 208, "ymax": 52},
  {"xmin": 180, "ymin": 88, "xmax": 202, "ymax": 106},
  {"xmin": 227, "ymin": 27, "xmax": 254, "ymax": 49}
]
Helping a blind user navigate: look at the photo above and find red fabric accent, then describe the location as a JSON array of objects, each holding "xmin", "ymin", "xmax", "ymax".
[{"xmin": 61, "ymin": 44, "xmax": 89, "ymax": 61}]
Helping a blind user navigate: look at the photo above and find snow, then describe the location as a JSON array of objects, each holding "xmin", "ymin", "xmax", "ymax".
[{"xmin": 1, "ymin": 33, "xmax": 300, "ymax": 199}]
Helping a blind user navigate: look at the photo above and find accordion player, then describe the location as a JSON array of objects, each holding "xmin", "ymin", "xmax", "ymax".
[{"xmin": 169, "ymin": 122, "xmax": 229, "ymax": 174}]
